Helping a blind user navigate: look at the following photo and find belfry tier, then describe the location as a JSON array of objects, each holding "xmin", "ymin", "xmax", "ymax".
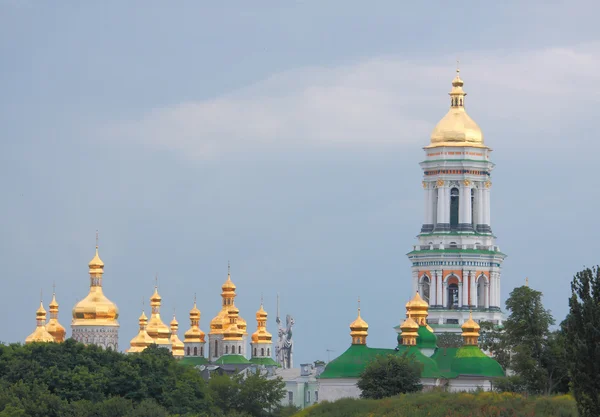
[
  {"xmin": 145, "ymin": 286, "xmax": 172, "ymax": 350},
  {"xmin": 208, "ymin": 267, "xmax": 248, "ymax": 360},
  {"xmin": 407, "ymin": 69, "xmax": 505, "ymax": 332},
  {"xmin": 71, "ymin": 243, "xmax": 119, "ymax": 350}
]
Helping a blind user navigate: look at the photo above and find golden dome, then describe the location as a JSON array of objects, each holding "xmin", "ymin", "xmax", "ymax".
[
  {"xmin": 46, "ymin": 291, "xmax": 66, "ymax": 343},
  {"xmin": 127, "ymin": 311, "xmax": 155, "ymax": 353},
  {"xmin": 72, "ymin": 245, "xmax": 119, "ymax": 327},
  {"xmin": 399, "ymin": 315, "xmax": 419, "ymax": 346},
  {"xmin": 210, "ymin": 266, "xmax": 248, "ymax": 335},
  {"xmin": 184, "ymin": 299, "xmax": 206, "ymax": 343},
  {"xmin": 251, "ymin": 303, "xmax": 272, "ymax": 344},
  {"xmin": 223, "ymin": 307, "xmax": 244, "ymax": 341},
  {"xmin": 405, "ymin": 291, "xmax": 429, "ymax": 309},
  {"xmin": 170, "ymin": 315, "xmax": 185, "ymax": 358},
  {"xmin": 426, "ymin": 69, "xmax": 486, "ymax": 148},
  {"xmin": 25, "ymin": 302, "xmax": 55, "ymax": 344},
  {"xmin": 406, "ymin": 292, "xmax": 434, "ymax": 332},
  {"xmin": 350, "ymin": 301, "xmax": 368, "ymax": 345},
  {"xmin": 146, "ymin": 286, "xmax": 172, "ymax": 347},
  {"xmin": 461, "ymin": 311, "xmax": 481, "ymax": 346}
]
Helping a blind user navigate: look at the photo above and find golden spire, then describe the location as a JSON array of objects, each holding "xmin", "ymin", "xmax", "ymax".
[
  {"xmin": 170, "ymin": 314, "xmax": 185, "ymax": 358},
  {"xmin": 72, "ymin": 236, "xmax": 119, "ymax": 327},
  {"xmin": 251, "ymin": 299, "xmax": 272, "ymax": 345},
  {"xmin": 127, "ymin": 310, "xmax": 155, "ymax": 353},
  {"xmin": 399, "ymin": 313, "xmax": 419, "ymax": 346},
  {"xmin": 46, "ymin": 284, "xmax": 66, "ymax": 343},
  {"xmin": 184, "ymin": 295, "xmax": 206, "ymax": 344},
  {"xmin": 145, "ymin": 283, "xmax": 172, "ymax": 347},
  {"xmin": 25, "ymin": 300, "xmax": 55, "ymax": 344},
  {"xmin": 427, "ymin": 66, "xmax": 485, "ymax": 148},
  {"xmin": 349, "ymin": 297, "xmax": 368, "ymax": 345},
  {"xmin": 405, "ymin": 291, "xmax": 434, "ymax": 332},
  {"xmin": 461, "ymin": 310, "xmax": 481, "ymax": 346},
  {"xmin": 210, "ymin": 264, "xmax": 247, "ymax": 336}
]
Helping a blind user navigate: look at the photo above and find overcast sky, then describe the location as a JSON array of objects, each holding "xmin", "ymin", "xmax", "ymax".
[{"xmin": 2, "ymin": 1, "xmax": 599, "ymax": 364}]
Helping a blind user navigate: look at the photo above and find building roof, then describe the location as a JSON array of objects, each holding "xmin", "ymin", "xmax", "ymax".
[
  {"xmin": 319, "ymin": 344, "xmax": 395, "ymax": 379},
  {"xmin": 213, "ymin": 354, "xmax": 251, "ymax": 365},
  {"xmin": 450, "ymin": 345, "xmax": 504, "ymax": 378},
  {"xmin": 249, "ymin": 357, "xmax": 279, "ymax": 367},
  {"xmin": 179, "ymin": 356, "xmax": 209, "ymax": 367},
  {"xmin": 416, "ymin": 325, "xmax": 437, "ymax": 349},
  {"xmin": 396, "ymin": 345, "xmax": 442, "ymax": 379}
]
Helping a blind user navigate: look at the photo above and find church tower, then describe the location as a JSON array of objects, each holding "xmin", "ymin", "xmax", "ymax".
[
  {"xmin": 407, "ymin": 68, "xmax": 505, "ymax": 332},
  {"xmin": 71, "ymin": 238, "xmax": 119, "ymax": 349},
  {"xmin": 250, "ymin": 301, "xmax": 277, "ymax": 365}
]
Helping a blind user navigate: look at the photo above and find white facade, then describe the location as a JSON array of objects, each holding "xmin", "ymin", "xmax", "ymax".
[{"xmin": 71, "ymin": 326, "xmax": 119, "ymax": 350}]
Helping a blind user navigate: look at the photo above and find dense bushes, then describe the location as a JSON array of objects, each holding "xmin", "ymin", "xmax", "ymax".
[{"xmin": 295, "ymin": 391, "xmax": 577, "ymax": 417}]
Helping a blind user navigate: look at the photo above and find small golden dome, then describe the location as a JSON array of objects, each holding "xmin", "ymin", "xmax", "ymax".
[
  {"xmin": 127, "ymin": 311, "xmax": 155, "ymax": 353},
  {"xmin": 222, "ymin": 273, "xmax": 236, "ymax": 292},
  {"xmin": 427, "ymin": 69, "xmax": 486, "ymax": 148},
  {"xmin": 25, "ymin": 302, "xmax": 55, "ymax": 344},
  {"xmin": 146, "ymin": 286, "xmax": 171, "ymax": 347},
  {"xmin": 170, "ymin": 315, "xmax": 185, "ymax": 358},
  {"xmin": 251, "ymin": 302, "xmax": 272, "ymax": 344},
  {"xmin": 72, "ymin": 245, "xmax": 119, "ymax": 326},
  {"xmin": 400, "ymin": 316, "xmax": 419, "ymax": 332},
  {"xmin": 461, "ymin": 311, "xmax": 481, "ymax": 345},
  {"xmin": 350, "ymin": 301, "xmax": 368, "ymax": 345},
  {"xmin": 405, "ymin": 291, "xmax": 429, "ymax": 309},
  {"xmin": 184, "ymin": 299, "xmax": 206, "ymax": 343},
  {"xmin": 210, "ymin": 266, "xmax": 247, "ymax": 336},
  {"xmin": 46, "ymin": 292, "xmax": 66, "ymax": 343}
]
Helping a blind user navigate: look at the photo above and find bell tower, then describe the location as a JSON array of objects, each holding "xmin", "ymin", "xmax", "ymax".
[{"xmin": 407, "ymin": 68, "xmax": 505, "ymax": 332}]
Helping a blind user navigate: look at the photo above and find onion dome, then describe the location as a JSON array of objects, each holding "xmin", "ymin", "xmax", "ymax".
[
  {"xmin": 210, "ymin": 265, "xmax": 247, "ymax": 335},
  {"xmin": 399, "ymin": 315, "xmax": 419, "ymax": 346},
  {"xmin": 46, "ymin": 291, "xmax": 66, "ymax": 343},
  {"xmin": 461, "ymin": 311, "xmax": 481, "ymax": 346},
  {"xmin": 72, "ymin": 244, "xmax": 119, "ymax": 327},
  {"xmin": 25, "ymin": 302, "xmax": 55, "ymax": 344},
  {"xmin": 405, "ymin": 292, "xmax": 434, "ymax": 332},
  {"xmin": 349, "ymin": 300, "xmax": 368, "ymax": 345},
  {"xmin": 223, "ymin": 306, "xmax": 244, "ymax": 341},
  {"xmin": 427, "ymin": 68, "xmax": 485, "ymax": 148},
  {"xmin": 251, "ymin": 303, "xmax": 272, "ymax": 344},
  {"xmin": 145, "ymin": 286, "xmax": 172, "ymax": 347},
  {"xmin": 184, "ymin": 299, "xmax": 206, "ymax": 343},
  {"xmin": 170, "ymin": 315, "xmax": 185, "ymax": 358},
  {"xmin": 127, "ymin": 311, "xmax": 155, "ymax": 353}
]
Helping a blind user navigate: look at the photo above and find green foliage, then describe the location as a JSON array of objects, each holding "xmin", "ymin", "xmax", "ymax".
[
  {"xmin": 564, "ymin": 266, "xmax": 600, "ymax": 417},
  {"xmin": 295, "ymin": 391, "xmax": 577, "ymax": 417},
  {"xmin": 481, "ymin": 286, "xmax": 569, "ymax": 395},
  {"xmin": 436, "ymin": 332, "xmax": 463, "ymax": 348},
  {"xmin": 357, "ymin": 353, "xmax": 422, "ymax": 399}
]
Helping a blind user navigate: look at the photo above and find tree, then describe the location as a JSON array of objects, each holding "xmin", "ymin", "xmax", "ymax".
[
  {"xmin": 436, "ymin": 332, "xmax": 463, "ymax": 348},
  {"xmin": 357, "ymin": 353, "xmax": 422, "ymax": 399},
  {"xmin": 563, "ymin": 266, "xmax": 600, "ymax": 417},
  {"xmin": 481, "ymin": 286, "xmax": 568, "ymax": 394}
]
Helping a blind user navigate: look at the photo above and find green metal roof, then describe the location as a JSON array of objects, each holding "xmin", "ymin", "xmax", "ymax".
[
  {"xmin": 178, "ymin": 356, "xmax": 209, "ymax": 367},
  {"xmin": 249, "ymin": 357, "xmax": 279, "ymax": 367},
  {"xmin": 450, "ymin": 346, "xmax": 504, "ymax": 378},
  {"xmin": 416, "ymin": 326, "xmax": 437, "ymax": 349},
  {"xmin": 431, "ymin": 347, "xmax": 459, "ymax": 378},
  {"xmin": 396, "ymin": 345, "xmax": 442, "ymax": 378},
  {"xmin": 318, "ymin": 345, "xmax": 395, "ymax": 379},
  {"xmin": 213, "ymin": 354, "xmax": 251, "ymax": 365}
]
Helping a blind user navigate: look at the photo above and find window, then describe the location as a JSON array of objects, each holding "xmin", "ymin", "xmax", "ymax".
[
  {"xmin": 214, "ymin": 340, "xmax": 218, "ymax": 357},
  {"xmin": 267, "ymin": 348, "xmax": 270, "ymax": 356},
  {"xmin": 450, "ymin": 187, "xmax": 459, "ymax": 229},
  {"xmin": 225, "ymin": 345, "xmax": 229, "ymax": 354},
  {"xmin": 307, "ymin": 390, "xmax": 311, "ymax": 403},
  {"xmin": 288, "ymin": 391, "xmax": 294, "ymax": 405},
  {"xmin": 314, "ymin": 391, "xmax": 318, "ymax": 403},
  {"xmin": 254, "ymin": 348, "xmax": 257, "ymax": 356},
  {"xmin": 261, "ymin": 347, "xmax": 265, "ymax": 356},
  {"xmin": 201, "ymin": 347, "xmax": 204, "ymax": 356},
  {"xmin": 238, "ymin": 346, "xmax": 241, "ymax": 354},
  {"xmin": 193, "ymin": 346, "xmax": 198, "ymax": 356},
  {"xmin": 420, "ymin": 276, "xmax": 430, "ymax": 304},
  {"xmin": 186, "ymin": 347, "xmax": 190, "ymax": 356},
  {"xmin": 477, "ymin": 275, "xmax": 486, "ymax": 307},
  {"xmin": 447, "ymin": 283, "xmax": 459, "ymax": 309}
]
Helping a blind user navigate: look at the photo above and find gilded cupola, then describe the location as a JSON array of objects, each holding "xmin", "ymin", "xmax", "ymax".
[
  {"xmin": 127, "ymin": 310, "xmax": 155, "ymax": 353},
  {"xmin": 426, "ymin": 68, "xmax": 485, "ymax": 148},
  {"xmin": 184, "ymin": 298, "xmax": 206, "ymax": 343},
  {"xmin": 461, "ymin": 311, "xmax": 481, "ymax": 346},
  {"xmin": 210, "ymin": 265, "xmax": 247, "ymax": 336},
  {"xmin": 251, "ymin": 302, "xmax": 272, "ymax": 344},
  {"xmin": 405, "ymin": 292, "xmax": 434, "ymax": 332},
  {"xmin": 25, "ymin": 301, "xmax": 55, "ymax": 344},
  {"xmin": 399, "ymin": 314, "xmax": 419, "ymax": 346},
  {"xmin": 145, "ymin": 285, "xmax": 172, "ymax": 347},
  {"xmin": 349, "ymin": 299, "xmax": 368, "ymax": 345},
  {"xmin": 46, "ymin": 288, "xmax": 66, "ymax": 343},
  {"xmin": 72, "ymin": 243, "xmax": 119, "ymax": 326},
  {"xmin": 170, "ymin": 315, "xmax": 185, "ymax": 358},
  {"xmin": 223, "ymin": 306, "xmax": 244, "ymax": 341}
]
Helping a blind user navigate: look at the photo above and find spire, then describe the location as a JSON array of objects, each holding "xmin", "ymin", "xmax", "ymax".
[
  {"xmin": 461, "ymin": 310, "xmax": 481, "ymax": 346},
  {"xmin": 88, "ymin": 232, "xmax": 104, "ymax": 286},
  {"xmin": 525, "ymin": 277, "xmax": 529, "ymax": 287},
  {"xmin": 46, "ymin": 285, "xmax": 66, "ymax": 343},
  {"xmin": 349, "ymin": 297, "xmax": 368, "ymax": 345}
]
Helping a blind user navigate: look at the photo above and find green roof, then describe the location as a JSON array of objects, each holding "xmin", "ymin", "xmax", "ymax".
[
  {"xmin": 431, "ymin": 347, "xmax": 459, "ymax": 378},
  {"xmin": 213, "ymin": 354, "xmax": 251, "ymax": 365},
  {"xmin": 396, "ymin": 345, "xmax": 442, "ymax": 378},
  {"xmin": 319, "ymin": 345, "xmax": 395, "ymax": 379},
  {"xmin": 179, "ymin": 356, "xmax": 209, "ymax": 367},
  {"xmin": 450, "ymin": 346, "xmax": 504, "ymax": 378},
  {"xmin": 407, "ymin": 249, "xmax": 505, "ymax": 257},
  {"xmin": 416, "ymin": 326, "xmax": 437, "ymax": 349},
  {"xmin": 249, "ymin": 357, "xmax": 279, "ymax": 367}
]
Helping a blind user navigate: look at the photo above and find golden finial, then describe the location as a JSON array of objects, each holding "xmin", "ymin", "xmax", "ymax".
[
  {"xmin": 357, "ymin": 296, "xmax": 361, "ymax": 316},
  {"xmin": 228, "ymin": 261, "xmax": 230, "ymax": 275},
  {"xmin": 260, "ymin": 293, "xmax": 264, "ymax": 307},
  {"xmin": 95, "ymin": 230, "xmax": 99, "ymax": 249},
  {"xmin": 193, "ymin": 292, "xmax": 197, "ymax": 307},
  {"xmin": 155, "ymin": 274, "xmax": 158, "ymax": 289},
  {"xmin": 456, "ymin": 58, "xmax": 460, "ymax": 75},
  {"xmin": 525, "ymin": 277, "xmax": 529, "ymax": 287}
]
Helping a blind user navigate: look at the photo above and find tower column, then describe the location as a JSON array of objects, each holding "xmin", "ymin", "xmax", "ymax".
[
  {"xmin": 434, "ymin": 185, "xmax": 450, "ymax": 231},
  {"xmin": 412, "ymin": 270, "xmax": 419, "ymax": 295},
  {"xmin": 484, "ymin": 282, "xmax": 490, "ymax": 309},
  {"xmin": 436, "ymin": 270, "xmax": 443, "ymax": 307},
  {"xmin": 429, "ymin": 273, "xmax": 437, "ymax": 307},
  {"xmin": 458, "ymin": 282, "xmax": 463, "ymax": 307},
  {"xmin": 462, "ymin": 271, "xmax": 469, "ymax": 309},
  {"xmin": 483, "ymin": 185, "xmax": 492, "ymax": 232},
  {"xmin": 470, "ymin": 273, "xmax": 478, "ymax": 308},
  {"xmin": 459, "ymin": 182, "xmax": 473, "ymax": 231},
  {"xmin": 475, "ymin": 186, "xmax": 484, "ymax": 231},
  {"xmin": 421, "ymin": 185, "xmax": 434, "ymax": 233}
]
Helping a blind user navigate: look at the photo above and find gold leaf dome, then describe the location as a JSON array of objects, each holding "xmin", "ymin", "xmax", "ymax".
[
  {"xmin": 145, "ymin": 286, "xmax": 172, "ymax": 346},
  {"xmin": 350, "ymin": 301, "xmax": 368, "ymax": 345},
  {"xmin": 127, "ymin": 311, "xmax": 155, "ymax": 353},
  {"xmin": 170, "ymin": 315, "xmax": 185, "ymax": 358},
  {"xmin": 25, "ymin": 302, "xmax": 55, "ymax": 344},
  {"xmin": 72, "ymin": 246, "xmax": 119, "ymax": 326},
  {"xmin": 427, "ymin": 69, "xmax": 485, "ymax": 148},
  {"xmin": 461, "ymin": 311, "xmax": 481, "ymax": 345},
  {"xmin": 184, "ymin": 299, "xmax": 206, "ymax": 343},
  {"xmin": 210, "ymin": 266, "xmax": 247, "ymax": 335},
  {"xmin": 46, "ymin": 292, "xmax": 66, "ymax": 343},
  {"xmin": 251, "ymin": 303, "xmax": 272, "ymax": 344}
]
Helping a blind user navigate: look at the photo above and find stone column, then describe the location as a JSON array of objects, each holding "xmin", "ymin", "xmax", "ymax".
[
  {"xmin": 434, "ymin": 184, "xmax": 450, "ymax": 232},
  {"xmin": 436, "ymin": 270, "xmax": 443, "ymax": 307},
  {"xmin": 462, "ymin": 271, "xmax": 469, "ymax": 309},
  {"xmin": 442, "ymin": 279, "xmax": 447, "ymax": 309},
  {"xmin": 421, "ymin": 185, "xmax": 434, "ymax": 233},
  {"xmin": 475, "ymin": 186, "xmax": 484, "ymax": 232},
  {"xmin": 484, "ymin": 282, "xmax": 490, "ymax": 309},
  {"xmin": 496, "ymin": 273, "xmax": 502, "ymax": 308},
  {"xmin": 470, "ymin": 273, "xmax": 477, "ymax": 308},
  {"xmin": 458, "ymin": 182, "xmax": 473, "ymax": 231},
  {"xmin": 412, "ymin": 270, "xmax": 419, "ymax": 295},
  {"xmin": 458, "ymin": 282, "xmax": 463, "ymax": 307},
  {"xmin": 429, "ymin": 273, "xmax": 437, "ymax": 307}
]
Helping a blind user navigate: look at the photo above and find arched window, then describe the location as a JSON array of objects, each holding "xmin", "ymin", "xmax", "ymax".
[
  {"xmin": 186, "ymin": 347, "xmax": 190, "ymax": 356},
  {"xmin": 267, "ymin": 348, "xmax": 270, "ymax": 356},
  {"xmin": 420, "ymin": 276, "xmax": 431, "ymax": 304},
  {"xmin": 201, "ymin": 347, "xmax": 204, "ymax": 356},
  {"xmin": 238, "ymin": 346, "xmax": 241, "ymax": 354},
  {"xmin": 194, "ymin": 346, "xmax": 198, "ymax": 356},
  {"xmin": 471, "ymin": 188, "xmax": 476, "ymax": 227},
  {"xmin": 449, "ymin": 241, "xmax": 458, "ymax": 248},
  {"xmin": 447, "ymin": 283, "xmax": 459, "ymax": 309},
  {"xmin": 450, "ymin": 187, "xmax": 459, "ymax": 229},
  {"xmin": 254, "ymin": 348, "xmax": 257, "ymax": 356},
  {"xmin": 225, "ymin": 345, "xmax": 229, "ymax": 354},
  {"xmin": 214, "ymin": 340, "xmax": 218, "ymax": 357},
  {"xmin": 261, "ymin": 347, "xmax": 265, "ymax": 356},
  {"xmin": 477, "ymin": 275, "xmax": 486, "ymax": 308}
]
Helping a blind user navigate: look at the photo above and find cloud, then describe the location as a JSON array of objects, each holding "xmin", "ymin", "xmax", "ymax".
[{"xmin": 104, "ymin": 42, "xmax": 600, "ymax": 159}]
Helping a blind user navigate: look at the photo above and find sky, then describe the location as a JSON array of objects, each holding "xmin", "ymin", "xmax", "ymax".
[{"xmin": 1, "ymin": 1, "xmax": 600, "ymax": 365}]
